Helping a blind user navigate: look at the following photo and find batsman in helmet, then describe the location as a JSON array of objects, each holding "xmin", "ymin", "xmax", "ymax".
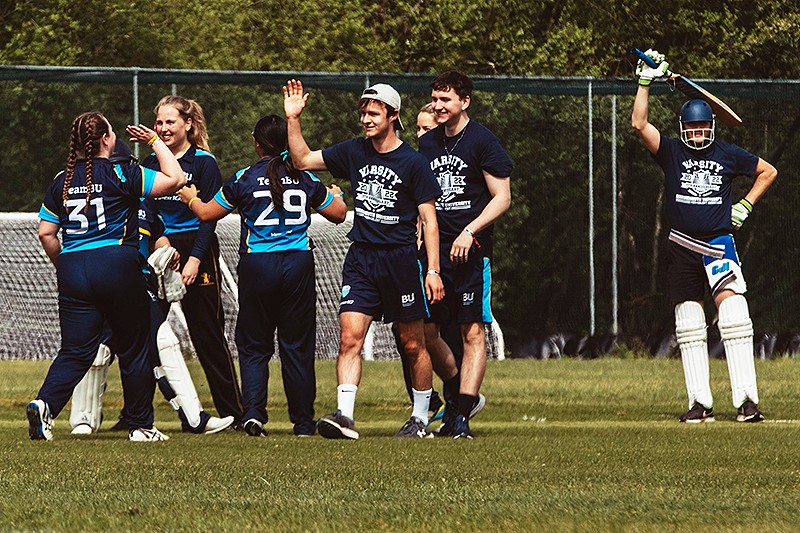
[{"xmin": 631, "ymin": 49, "xmax": 778, "ymax": 423}]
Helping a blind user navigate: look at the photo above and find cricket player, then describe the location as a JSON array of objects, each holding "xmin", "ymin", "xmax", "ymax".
[
  {"xmin": 632, "ymin": 49, "xmax": 777, "ymax": 423},
  {"xmin": 283, "ymin": 80, "xmax": 444, "ymax": 439},
  {"xmin": 418, "ymin": 71, "xmax": 513, "ymax": 439}
]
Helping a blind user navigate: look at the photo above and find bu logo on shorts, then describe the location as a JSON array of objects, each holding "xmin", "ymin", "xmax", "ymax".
[
  {"xmin": 711, "ymin": 262, "xmax": 731, "ymax": 276},
  {"xmin": 463, "ymin": 292, "xmax": 475, "ymax": 305},
  {"xmin": 401, "ymin": 293, "xmax": 415, "ymax": 307}
]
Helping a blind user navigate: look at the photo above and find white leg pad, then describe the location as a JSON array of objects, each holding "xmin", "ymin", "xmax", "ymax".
[
  {"xmin": 719, "ymin": 294, "xmax": 758, "ymax": 407},
  {"xmin": 70, "ymin": 343, "xmax": 112, "ymax": 432},
  {"xmin": 675, "ymin": 302, "xmax": 713, "ymax": 408},
  {"xmin": 155, "ymin": 321, "xmax": 203, "ymax": 427}
]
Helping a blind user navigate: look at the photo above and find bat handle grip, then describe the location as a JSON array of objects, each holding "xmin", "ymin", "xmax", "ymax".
[{"xmin": 631, "ymin": 48, "xmax": 658, "ymax": 68}]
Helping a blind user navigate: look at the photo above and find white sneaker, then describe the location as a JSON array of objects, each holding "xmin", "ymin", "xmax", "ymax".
[
  {"xmin": 204, "ymin": 415, "xmax": 235, "ymax": 434},
  {"xmin": 71, "ymin": 423, "xmax": 93, "ymax": 435},
  {"xmin": 243, "ymin": 418, "xmax": 266, "ymax": 437},
  {"xmin": 26, "ymin": 399, "xmax": 54, "ymax": 441},
  {"xmin": 129, "ymin": 427, "xmax": 170, "ymax": 441}
]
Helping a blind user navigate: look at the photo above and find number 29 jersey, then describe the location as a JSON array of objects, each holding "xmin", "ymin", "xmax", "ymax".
[
  {"xmin": 213, "ymin": 157, "xmax": 334, "ymax": 254},
  {"xmin": 39, "ymin": 159, "xmax": 157, "ymax": 253}
]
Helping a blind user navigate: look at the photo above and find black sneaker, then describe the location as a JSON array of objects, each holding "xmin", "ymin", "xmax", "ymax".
[
  {"xmin": 316, "ymin": 410, "xmax": 359, "ymax": 440},
  {"xmin": 109, "ymin": 417, "xmax": 130, "ymax": 432},
  {"xmin": 452, "ymin": 414, "xmax": 473, "ymax": 439},
  {"xmin": 434, "ymin": 412, "xmax": 456, "ymax": 437},
  {"xmin": 394, "ymin": 416, "xmax": 433, "ymax": 438},
  {"xmin": 679, "ymin": 402, "xmax": 715, "ymax": 423},
  {"xmin": 737, "ymin": 400, "xmax": 765, "ymax": 423}
]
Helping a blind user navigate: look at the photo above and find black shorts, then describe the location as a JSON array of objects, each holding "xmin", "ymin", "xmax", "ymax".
[
  {"xmin": 339, "ymin": 242, "xmax": 428, "ymax": 323},
  {"xmin": 421, "ymin": 237, "xmax": 493, "ymax": 325},
  {"xmin": 666, "ymin": 240, "xmax": 709, "ymax": 305}
]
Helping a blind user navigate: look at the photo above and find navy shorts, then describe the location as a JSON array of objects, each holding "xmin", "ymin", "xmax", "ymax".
[
  {"xmin": 421, "ymin": 237, "xmax": 493, "ymax": 325},
  {"xmin": 340, "ymin": 243, "xmax": 429, "ymax": 323}
]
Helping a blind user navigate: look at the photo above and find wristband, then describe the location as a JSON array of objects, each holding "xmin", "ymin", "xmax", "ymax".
[
  {"xmin": 335, "ymin": 192, "xmax": 344, "ymax": 197},
  {"xmin": 739, "ymin": 198, "xmax": 753, "ymax": 212},
  {"xmin": 188, "ymin": 197, "xmax": 199, "ymax": 209},
  {"xmin": 426, "ymin": 269, "xmax": 440, "ymax": 276},
  {"xmin": 147, "ymin": 134, "xmax": 159, "ymax": 146},
  {"xmin": 464, "ymin": 227, "xmax": 475, "ymax": 237}
]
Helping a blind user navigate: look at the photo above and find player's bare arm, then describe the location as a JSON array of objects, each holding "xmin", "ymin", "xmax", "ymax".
[
  {"xmin": 37, "ymin": 220, "xmax": 60, "ymax": 266},
  {"xmin": 743, "ymin": 158, "xmax": 778, "ymax": 205},
  {"xmin": 179, "ymin": 184, "xmax": 230, "ymax": 222},
  {"xmin": 283, "ymin": 79, "xmax": 327, "ymax": 171},
  {"xmin": 317, "ymin": 184, "xmax": 347, "ymax": 224},
  {"xmin": 450, "ymin": 172, "xmax": 511, "ymax": 264},
  {"xmin": 632, "ymin": 86, "xmax": 661, "ymax": 155},
  {"xmin": 126, "ymin": 124, "xmax": 186, "ymax": 196},
  {"xmin": 418, "ymin": 200, "xmax": 444, "ymax": 304}
]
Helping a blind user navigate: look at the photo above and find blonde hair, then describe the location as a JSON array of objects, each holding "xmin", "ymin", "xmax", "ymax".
[
  {"xmin": 154, "ymin": 95, "xmax": 211, "ymax": 151},
  {"xmin": 419, "ymin": 103, "xmax": 435, "ymax": 115}
]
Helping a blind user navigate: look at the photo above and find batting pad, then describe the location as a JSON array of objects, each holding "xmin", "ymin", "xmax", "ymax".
[
  {"xmin": 69, "ymin": 343, "xmax": 112, "ymax": 432},
  {"xmin": 718, "ymin": 294, "xmax": 758, "ymax": 407},
  {"xmin": 675, "ymin": 302, "xmax": 713, "ymax": 408},
  {"xmin": 154, "ymin": 321, "xmax": 204, "ymax": 428}
]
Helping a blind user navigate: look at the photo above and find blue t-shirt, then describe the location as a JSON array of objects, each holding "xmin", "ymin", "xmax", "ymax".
[
  {"xmin": 143, "ymin": 144, "xmax": 221, "ymax": 259},
  {"xmin": 39, "ymin": 159, "xmax": 157, "ymax": 253},
  {"xmin": 322, "ymin": 138, "xmax": 441, "ymax": 246},
  {"xmin": 653, "ymin": 135, "xmax": 759, "ymax": 237},
  {"xmin": 419, "ymin": 121, "xmax": 513, "ymax": 240},
  {"xmin": 214, "ymin": 157, "xmax": 334, "ymax": 254}
]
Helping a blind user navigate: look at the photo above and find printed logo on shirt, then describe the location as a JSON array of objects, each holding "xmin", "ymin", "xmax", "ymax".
[
  {"xmin": 342, "ymin": 285, "xmax": 351, "ymax": 298},
  {"xmin": 401, "ymin": 293, "xmax": 416, "ymax": 307},
  {"xmin": 677, "ymin": 159, "xmax": 724, "ymax": 205},
  {"xmin": 462, "ymin": 292, "xmax": 475, "ymax": 306},
  {"xmin": 430, "ymin": 154, "xmax": 469, "ymax": 211},
  {"xmin": 354, "ymin": 165, "xmax": 401, "ymax": 224}
]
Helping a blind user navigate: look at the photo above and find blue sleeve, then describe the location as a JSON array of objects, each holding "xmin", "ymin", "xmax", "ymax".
[
  {"xmin": 652, "ymin": 134, "xmax": 674, "ymax": 167},
  {"xmin": 190, "ymin": 155, "xmax": 222, "ymax": 260},
  {"xmin": 732, "ymin": 145, "xmax": 760, "ymax": 177},
  {"xmin": 306, "ymin": 172, "xmax": 331, "ymax": 210},
  {"xmin": 412, "ymin": 156, "xmax": 442, "ymax": 205},
  {"xmin": 38, "ymin": 172, "xmax": 63, "ymax": 224},
  {"xmin": 215, "ymin": 170, "xmax": 244, "ymax": 212},
  {"xmin": 321, "ymin": 139, "xmax": 354, "ymax": 178},
  {"xmin": 480, "ymin": 133, "xmax": 514, "ymax": 177},
  {"xmin": 141, "ymin": 166, "xmax": 158, "ymax": 197}
]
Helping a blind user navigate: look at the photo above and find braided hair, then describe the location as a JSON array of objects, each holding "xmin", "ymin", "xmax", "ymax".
[
  {"xmin": 253, "ymin": 115, "xmax": 301, "ymax": 212},
  {"xmin": 154, "ymin": 95, "xmax": 211, "ymax": 151},
  {"xmin": 62, "ymin": 112, "xmax": 109, "ymax": 211}
]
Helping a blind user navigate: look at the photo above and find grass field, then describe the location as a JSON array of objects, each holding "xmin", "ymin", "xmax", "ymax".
[{"xmin": 3, "ymin": 357, "xmax": 800, "ymax": 532}]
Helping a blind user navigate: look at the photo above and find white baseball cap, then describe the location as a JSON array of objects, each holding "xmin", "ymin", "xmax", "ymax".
[{"xmin": 360, "ymin": 83, "xmax": 403, "ymax": 130}]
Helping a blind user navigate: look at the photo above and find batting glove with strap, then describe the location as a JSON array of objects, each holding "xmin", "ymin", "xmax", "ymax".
[
  {"xmin": 636, "ymin": 49, "xmax": 669, "ymax": 86},
  {"xmin": 147, "ymin": 246, "xmax": 187, "ymax": 302},
  {"xmin": 731, "ymin": 198, "xmax": 753, "ymax": 230}
]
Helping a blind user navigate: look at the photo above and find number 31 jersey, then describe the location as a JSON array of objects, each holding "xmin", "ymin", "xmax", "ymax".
[
  {"xmin": 213, "ymin": 157, "xmax": 334, "ymax": 254},
  {"xmin": 39, "ymin": 159, "xmax": 157, "ymax": 253}
]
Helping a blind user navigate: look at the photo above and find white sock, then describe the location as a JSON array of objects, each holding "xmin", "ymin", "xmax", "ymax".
[
  {"xmin": 411, "ymin": 388, "xmax": 432, "ymax": 425},
  {"xmin": 337, "ymin": 384, "xmax": 358, "ymax": 420}
]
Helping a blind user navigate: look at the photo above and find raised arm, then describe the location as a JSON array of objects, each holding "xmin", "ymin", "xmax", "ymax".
[
  {"xmin": 283, "ymin": 79, "xmax": 327, "ymax": 171},
  {"xmin": 127, "ymin": 124, "xmax": 186, "ymax": 196},
  {"xmin": 631, "ymin": 85, "xmax": 661, "ymax": 155}
]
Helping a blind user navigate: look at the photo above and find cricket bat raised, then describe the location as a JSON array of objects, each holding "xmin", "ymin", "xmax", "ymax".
[{"xmin": 632, "ymin": 48, "xmax": 742, "ymax": 127}]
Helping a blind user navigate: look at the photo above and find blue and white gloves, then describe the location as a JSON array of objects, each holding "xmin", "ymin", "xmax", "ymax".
[
  {"xmin": 731, "ymin": 198, "xmax": 753, "ymax": 230},
  {"xmin": 636, "ymin": 49, "xmax": 670, "ymax": 86}
]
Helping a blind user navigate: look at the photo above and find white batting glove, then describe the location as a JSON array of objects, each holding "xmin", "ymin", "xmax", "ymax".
[
  {"xmin": 636, "ymin": 49, "xmax": 669, "ymax": 85},
  {"xmin": 731, "ymin": 198, "xmax": 753, "ymax": 230},
  {"xmin": 147, "ymin": 246, "xmax": 187, "ymax": 302}
]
